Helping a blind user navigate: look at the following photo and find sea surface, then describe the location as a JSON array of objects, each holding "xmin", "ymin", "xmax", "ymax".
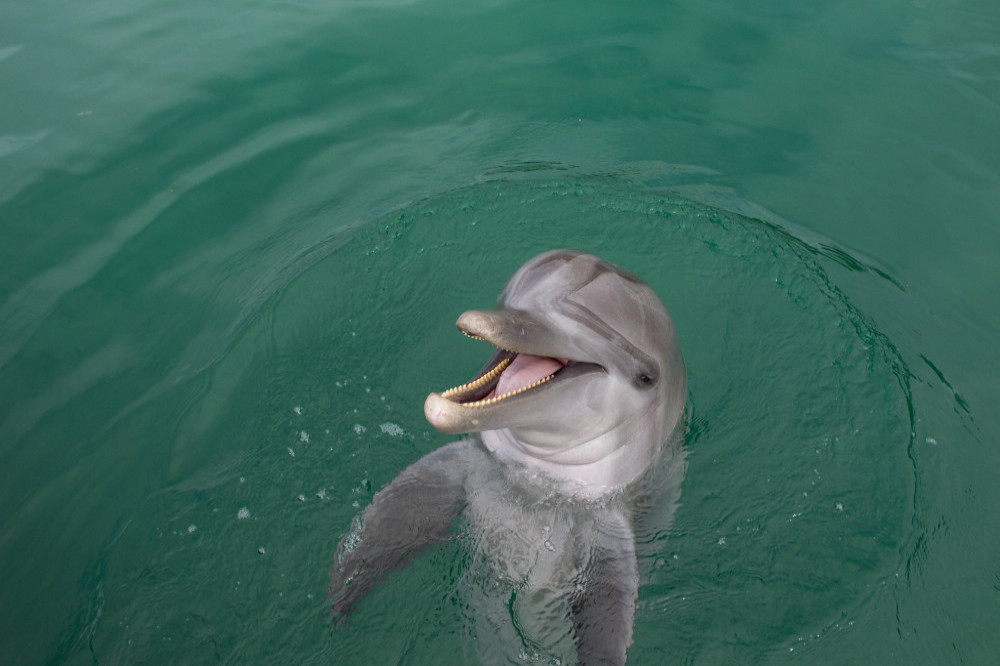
[{"xmin": 2, "ymin": 0, "xmax": 999, "ymax": 663}]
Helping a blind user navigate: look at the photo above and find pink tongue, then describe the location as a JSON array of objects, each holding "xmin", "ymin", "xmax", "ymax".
[{"xmin": 494, "ymin": 354, "xmax": 565, "ymax": 396}]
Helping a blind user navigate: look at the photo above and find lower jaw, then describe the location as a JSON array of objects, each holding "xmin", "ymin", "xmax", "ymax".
[
  {"xmin": 438, "ymin": 350, "xmax": 567, "ymax": 407},
  {"xmin": 424, "ymin": 362, "xmax": 605, "ymax": 434}
]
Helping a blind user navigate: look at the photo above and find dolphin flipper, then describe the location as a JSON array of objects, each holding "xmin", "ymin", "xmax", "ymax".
[
  {"xmin": 329, "ymin": 441, "xmax": 469, "ymax": 619},
  {"xmin": 569, "ymin": 513, "xmax": 638, "ymax": 666}
]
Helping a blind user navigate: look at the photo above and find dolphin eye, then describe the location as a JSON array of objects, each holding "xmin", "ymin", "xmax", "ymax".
[{"xmin": 636, "ymin": 372, "xmax": 657, "ymax": 388}]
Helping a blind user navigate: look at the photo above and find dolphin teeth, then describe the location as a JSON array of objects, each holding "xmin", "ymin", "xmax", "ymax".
[
  {"xmin": 461, "ymin": 331, "xmax": 513, "ymax": 353},
  {"xmin": 438, "ymin": 354, "xmax": 560, "ymax": 407},
  {"xmin": 463, "ymin": 372, "xmax": 556, "ymax": 408},
  {"xmin": 441, "ymin": 356, "xmax": 512, "ymax": 399}
]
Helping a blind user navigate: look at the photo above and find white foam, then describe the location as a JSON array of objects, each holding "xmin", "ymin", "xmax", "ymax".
[
  {"xmin": 380, "ymin": 422, "xmax": 404, "ymax": 437},
  {"xmin": 237, "ymin": 507, "xmax": 251, "ymax": 520}
]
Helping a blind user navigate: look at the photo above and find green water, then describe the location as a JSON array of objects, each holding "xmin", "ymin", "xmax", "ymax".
[{"xmin": 2, "ymin": 0, "xmax": 998, "ymax": 663}]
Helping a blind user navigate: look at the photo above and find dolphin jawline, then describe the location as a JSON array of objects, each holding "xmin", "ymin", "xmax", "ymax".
[{"xmin": 423, "ymin": 310, "xmax": 605, "ymax": 435}]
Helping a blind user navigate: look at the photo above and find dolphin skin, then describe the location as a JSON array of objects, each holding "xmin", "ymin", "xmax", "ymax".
[{"xmin": 330, "ymin": 249, "xmax": 686, "ymax": 665}]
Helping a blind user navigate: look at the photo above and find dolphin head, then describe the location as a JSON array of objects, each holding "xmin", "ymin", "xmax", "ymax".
[{"xmin": 424, "ymin": 249, "xmax": 686, "ymax": 490}]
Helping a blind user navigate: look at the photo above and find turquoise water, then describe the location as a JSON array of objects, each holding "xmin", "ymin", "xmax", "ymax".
[{"xmin": 2, "ymin": 0, "xmax": 999, "ymax": 663}]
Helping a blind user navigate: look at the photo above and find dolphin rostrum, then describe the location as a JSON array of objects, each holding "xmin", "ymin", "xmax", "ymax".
[{"xmin": 330, "ymin": 249, "xmax": 687, "ymax": 665}]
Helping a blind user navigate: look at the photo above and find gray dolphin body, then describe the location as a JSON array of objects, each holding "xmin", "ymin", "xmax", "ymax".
[{"xmin": 330, "ymin": 250, "xmax": 687, "ymax": 665}]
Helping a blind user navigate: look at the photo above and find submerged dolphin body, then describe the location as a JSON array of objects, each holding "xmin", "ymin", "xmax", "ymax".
[{"xmin": 330, "ymin": 250, "xmax": 687, "ymax": 664}]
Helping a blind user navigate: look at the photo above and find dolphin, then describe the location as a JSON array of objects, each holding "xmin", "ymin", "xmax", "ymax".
[{"xmin": 329, "ymin": 249, "xmax": 686, "ymax": 665}]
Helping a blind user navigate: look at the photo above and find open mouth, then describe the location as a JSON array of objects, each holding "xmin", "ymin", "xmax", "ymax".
[{"xmin": 438, "ymin": 333, "xmax": 570, "ymax": 407}]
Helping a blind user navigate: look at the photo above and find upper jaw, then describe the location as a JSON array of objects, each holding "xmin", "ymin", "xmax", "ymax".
[{"xmin": 454, "ymin": 309, "xmax": 569, "ymax": 359}]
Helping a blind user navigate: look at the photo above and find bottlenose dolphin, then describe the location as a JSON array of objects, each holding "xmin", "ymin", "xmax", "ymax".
[{"xmin": 330, "ymin": 249, "xmax": 686, "ymax": 665}]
